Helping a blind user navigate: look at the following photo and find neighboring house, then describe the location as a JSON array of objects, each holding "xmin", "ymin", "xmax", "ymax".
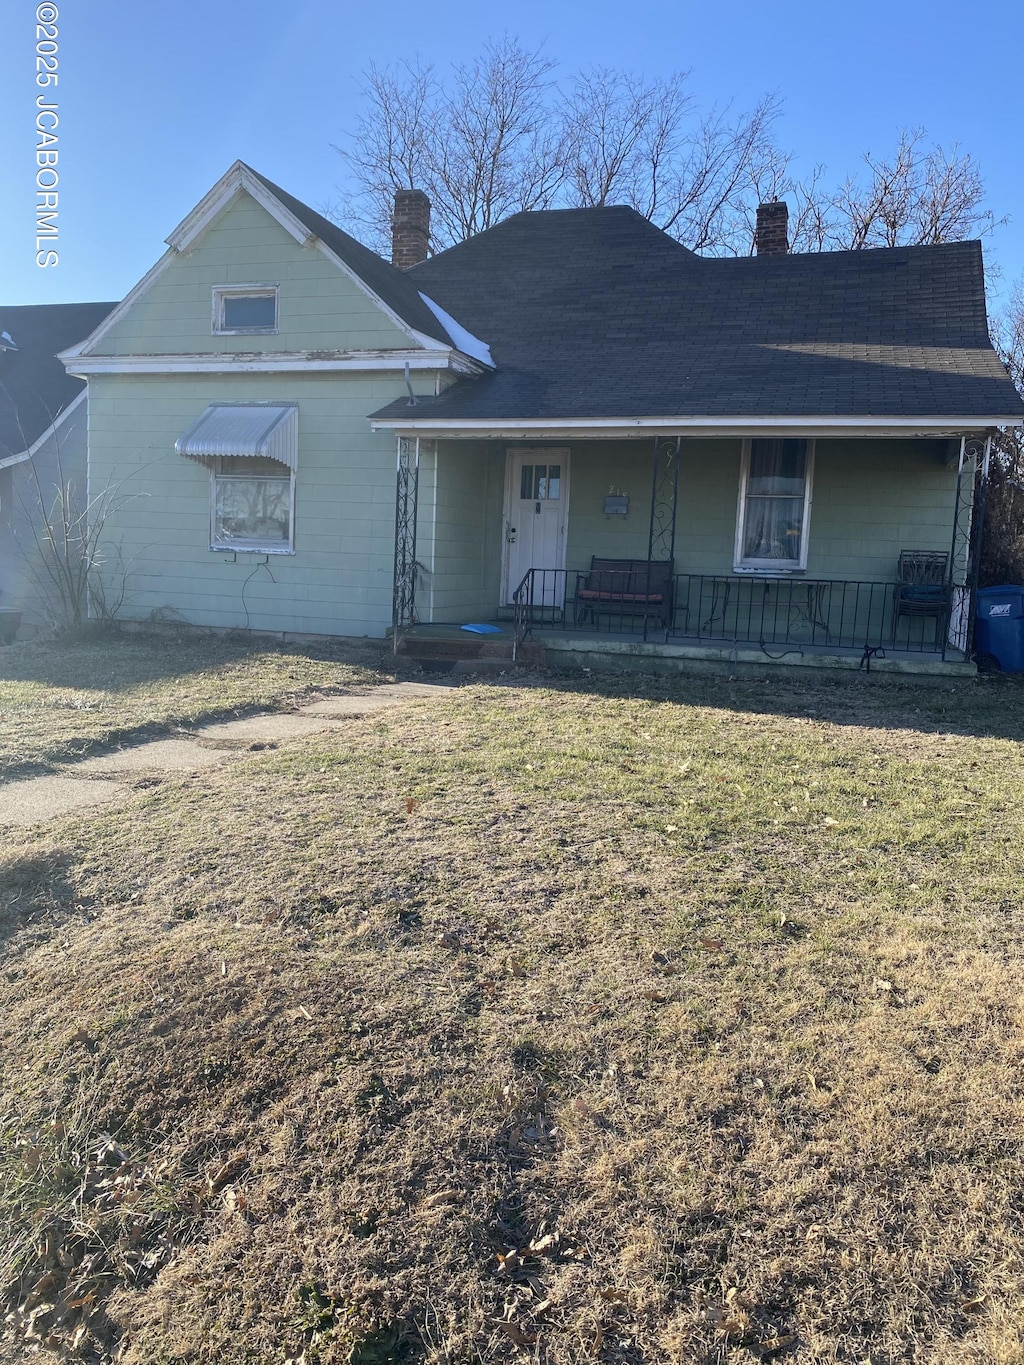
[
  {"xmin": 60, "ymin": 161, "xmax": 1024, "ymax": 675},
  {"xmin": 0, "ymin": 303, "xmax": 116, "ymax": 636}
]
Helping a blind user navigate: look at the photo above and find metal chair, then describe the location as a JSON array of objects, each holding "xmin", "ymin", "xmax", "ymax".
[{"xmin": 892, "ymin": 551, "xmax": 949, "ymax": 648}]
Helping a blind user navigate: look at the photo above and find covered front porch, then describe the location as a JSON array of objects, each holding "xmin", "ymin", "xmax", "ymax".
[{"xmin": 386, "ymin": 428, "xmax": 990, "ymax": 677}]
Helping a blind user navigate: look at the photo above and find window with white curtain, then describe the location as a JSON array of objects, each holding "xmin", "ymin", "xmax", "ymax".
[{"xmin": 735, "ymin": 438, "xmax": 814, "ymax": 572}]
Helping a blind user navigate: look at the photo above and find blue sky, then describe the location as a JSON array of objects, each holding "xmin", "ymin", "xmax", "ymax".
[{"xmin": 2, "ymin": 0, "xmax": 1022, "ymax": 316}]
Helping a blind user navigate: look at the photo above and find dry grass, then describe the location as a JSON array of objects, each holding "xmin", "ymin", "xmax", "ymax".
[
  {"xmin": 2, "ymin": 667, "xmax": 1024, "ymax": 1363},
  {"xmin": 0, "ymin": 628, "xmax": 391, "ymax": 779}
]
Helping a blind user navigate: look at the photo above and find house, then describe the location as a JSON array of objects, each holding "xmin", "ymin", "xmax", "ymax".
[
  {"xmin": 0, "ymin": 303, "xmax": 116, "ymax": 637},
  {"xmin": 60, "ymin": 161, "xmax": 1024, "ymax": 676}
]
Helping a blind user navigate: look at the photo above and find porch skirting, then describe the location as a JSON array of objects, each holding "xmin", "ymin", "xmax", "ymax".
[{"xmin": 534, "ymin": 632, "xmax": 974, "ymax": 681}]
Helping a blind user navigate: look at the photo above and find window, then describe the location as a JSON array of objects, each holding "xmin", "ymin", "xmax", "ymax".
[
  {"xmin": 735, "ymin": 438, "xmax": 813, "ymax": 572},
  {"xmin": 519, "ymin": 462, "xmax": 561, "ymax": 500},
  {"xmin": 212, "ymin": 457, "xmax": 293, "ymax": 552},
  {"xmin": 213, "ymin": 286, "xmax": 278, "ymax": 334}
]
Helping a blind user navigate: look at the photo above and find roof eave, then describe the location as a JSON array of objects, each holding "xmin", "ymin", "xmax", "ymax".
[
  {"xmin": 0, "ymin": 387, "xmax": 86, "ymax": 465},
  {"xmin": 369, "ymin": 413, "xmax": 1024, "ymax": 439}
]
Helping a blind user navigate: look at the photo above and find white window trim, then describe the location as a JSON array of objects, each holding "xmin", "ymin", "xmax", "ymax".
[
  {"xmin": 212, "ymin": 284, "xmax": 279, "ymax": 336},
  {"xmin": 734, "ymin": 437, "xmax": 815, "ymax": 574},
  {"xmin": 210, "ymin": 457, "xmax": 296, "ymax": 554}
]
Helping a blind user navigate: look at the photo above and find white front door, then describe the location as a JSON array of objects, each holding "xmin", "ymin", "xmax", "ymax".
[{"xmin": 502, "ymin": 448, "xmax": 570, "ymax": 606}]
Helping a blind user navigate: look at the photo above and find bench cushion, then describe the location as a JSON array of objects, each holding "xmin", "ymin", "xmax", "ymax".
[{"xmin": 578, "ymin": 588, "xmax": 666, "ymax": 604}]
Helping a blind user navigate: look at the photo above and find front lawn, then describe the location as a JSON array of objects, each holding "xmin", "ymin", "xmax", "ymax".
[
  {"xmin": 0, "ymin": 629, "xmax": 391, "ymax": 779},
  {"xmin": 2, "ymin": 668, "xmax": 1024, "ymax": 1363}
]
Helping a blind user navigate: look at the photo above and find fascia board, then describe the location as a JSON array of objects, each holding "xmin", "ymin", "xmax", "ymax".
[
  {"xmin": 406, "ymin": 325, "xmax": 459, "ymax": 353},
  {"xmin": 64, "ymin": 350, "xmax": 457, "ymax": 376},
  {"xmin": 301, "ymin": 237, "xmax": 437, "ymax": 351},
  {"xmin": 165, "ymin": 161, "xmax": 251, "ymax": 251},
  {"xmin": 58, "ymin": 249, "xmax": 179, "ymax": 363},
  {"xmin": 0, "ymin": 388, "xmax": 86, "ymax": 466},
  {"xmin": 369, "ymin": 414, "xmax": 1022, "ymax": 438},
  {"xmin": 231, "ymin": 169, "xmax": 451, "ymax": 352}
]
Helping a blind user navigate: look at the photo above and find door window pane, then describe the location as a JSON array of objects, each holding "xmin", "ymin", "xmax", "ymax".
[
  {"xmin": 543, "ymin": 465, "xmax": 561, "ymax": 499},
  {"xmin": 519, "ymin": 463, "xmax": 561, "ymax": 499}
]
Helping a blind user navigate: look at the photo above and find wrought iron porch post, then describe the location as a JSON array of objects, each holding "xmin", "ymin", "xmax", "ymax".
[
  {"xmin": 646, "ymin": 436, "xmax": 681, "ymax": 639},
  {"xmin": 946, "ymin": 434, "xmax": 992, "ymax": 660},
  {"xmin": 392, "ymin": 435, "xmax": 420, "ymax": 653}
]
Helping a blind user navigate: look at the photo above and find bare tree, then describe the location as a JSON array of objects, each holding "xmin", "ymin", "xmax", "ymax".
[
  {"xmin": 980, "ymin": 283, "xmax": 1024, "ymax": 586},
  {"xmin": 784, "ymin": 129, "xmax": 1000, "ymax": 253},
  {"xmin": 0, "ymin": 385, "xmax": 139, "ymax": 634},
  {"xmin": 337, "ymin": 41, "xmax": 786, "ymax": 256},
  {"xmin": 562, "ymin": 72, "xmax": 787, "ymax": 253},
  {"xmin": 336, "ymin": 59, "xmax": 437, "ymax": 251},
  {"xmin": 336, "ymin": 47, "xmax": 1001, "ymax": 260},
  {"xmin": 439, "ymin": 39, "xmax": 569, "ymax": 242},
  {"xmin": 339, "ymin": 38, "xmax": 569, "ymax": 254},
  {"xmin": 14, "ymin": 454, "xmax": 137, "ymax": 631}
]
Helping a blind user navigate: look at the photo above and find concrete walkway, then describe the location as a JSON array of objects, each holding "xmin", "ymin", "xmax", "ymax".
[{"xmin": 0, "ymin": 681, "xmax": 454, "ymax": 830}]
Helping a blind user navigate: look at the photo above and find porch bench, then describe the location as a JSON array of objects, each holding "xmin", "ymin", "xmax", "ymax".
[{"xmin": 575, "ymin": 557, "xmax": 674, "ymax": 628}]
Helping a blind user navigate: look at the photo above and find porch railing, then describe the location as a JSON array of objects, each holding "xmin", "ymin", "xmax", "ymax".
[{"xmin": 512, "ymin": 569, "xmax": 965, "ymax": 661}]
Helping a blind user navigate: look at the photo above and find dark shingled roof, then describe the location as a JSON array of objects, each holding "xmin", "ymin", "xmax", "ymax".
[
  {"xmin": 244, "ymin": 166, "xmax": 454, "ymax": 349},
  {"xmin": 0, "ymin": 302, "xmax": 116, "ymax": 462},
  {"xmin": 370, "ymin": 205, "xmax": 1024, "ymax": 422}
]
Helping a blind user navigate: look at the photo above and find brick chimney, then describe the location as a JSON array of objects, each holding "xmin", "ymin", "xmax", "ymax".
[
  {"xmin": 391, "ymin": 189, "xmax": 430, "ymax": 269},
  {"xmin": 755, "ymin": 200, "xmax": 789, "ymax": 256}
]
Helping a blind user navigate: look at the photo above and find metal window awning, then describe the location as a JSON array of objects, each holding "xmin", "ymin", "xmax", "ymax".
[{"xmin": 175, "ymin": 403, "xmax": 298, "ymax": 470}]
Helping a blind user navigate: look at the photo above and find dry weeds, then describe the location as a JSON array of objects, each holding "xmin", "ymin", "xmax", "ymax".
[{"xmin": 2, "ymin": 669, "xmax": 1024, "ymax": 1363}]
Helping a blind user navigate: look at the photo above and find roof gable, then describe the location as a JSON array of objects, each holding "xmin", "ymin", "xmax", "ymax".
[
  {"xmin": 81, "ymin": 193, "xmax": 419, "ymax": 358},
  {"xmin": 65, "ymin": 162, "xmax": 460, "ymax": 363},
  {"xmin": 243, "ymin": 166, "xmax": 454, "ymax": 347}
]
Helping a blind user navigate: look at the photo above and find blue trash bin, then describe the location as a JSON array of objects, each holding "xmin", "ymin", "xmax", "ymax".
[{"xmin": 975, "ymin": 585, "xmax": 1024, "ymax": 672}]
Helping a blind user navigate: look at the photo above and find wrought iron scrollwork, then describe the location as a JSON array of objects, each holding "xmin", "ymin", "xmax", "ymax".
[
  {"xmin": 647, "ymin": 436, "xmax": 681, "ymax": 565},
  {"xmin": 392, "ymin": 436, "xmax": 423, "ymax": 648},
  {"xmin": 947, "ymin": 435, "xmax": 992, "ymax": 656}
]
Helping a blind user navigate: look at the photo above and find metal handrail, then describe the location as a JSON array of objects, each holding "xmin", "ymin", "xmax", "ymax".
[{"xmin": 512, "ymin": 569, "xmax": 965, "ymax": 659}]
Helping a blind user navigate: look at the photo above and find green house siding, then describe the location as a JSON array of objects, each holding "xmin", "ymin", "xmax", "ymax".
[
  {"xmin": 92, "ymin": 194, "xmax": 413, "ymax": 356},
  {"xmin": 88, "ymin": 372, "xmax": 435, "ymax": 638},
  {"xmin": 421, "ymin": 438, "xmax": 961, "ymax": 622},
  {"xmin": 418, "ymin": 442, "xmax": 503, "ymax": 621},
  {"xmin": 809, "ymin": 439, "xmax": 958, "ymax": 580}
]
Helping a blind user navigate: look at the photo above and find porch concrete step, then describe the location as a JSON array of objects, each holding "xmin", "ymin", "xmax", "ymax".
[
  {"xmin": 394, "ymin": 622, "xmax": 539, "ymax": 667},
  {"xmin": 395, "ymin": 630, "xmax": 545, "ymax": 668}
]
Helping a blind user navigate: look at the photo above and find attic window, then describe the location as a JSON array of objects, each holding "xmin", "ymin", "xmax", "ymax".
[{"xmin": 213, "ymin": 287, "xmax": 278, "ymax": 334}]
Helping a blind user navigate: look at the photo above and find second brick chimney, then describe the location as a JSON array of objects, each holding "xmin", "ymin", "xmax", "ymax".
[
  {"xmin": 755, "ymin": 200, "xmax": 789, "ymax": 256},
  {"xmin": 391, "ymin": 189, "xmax": 430, "ymax": 269}
]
